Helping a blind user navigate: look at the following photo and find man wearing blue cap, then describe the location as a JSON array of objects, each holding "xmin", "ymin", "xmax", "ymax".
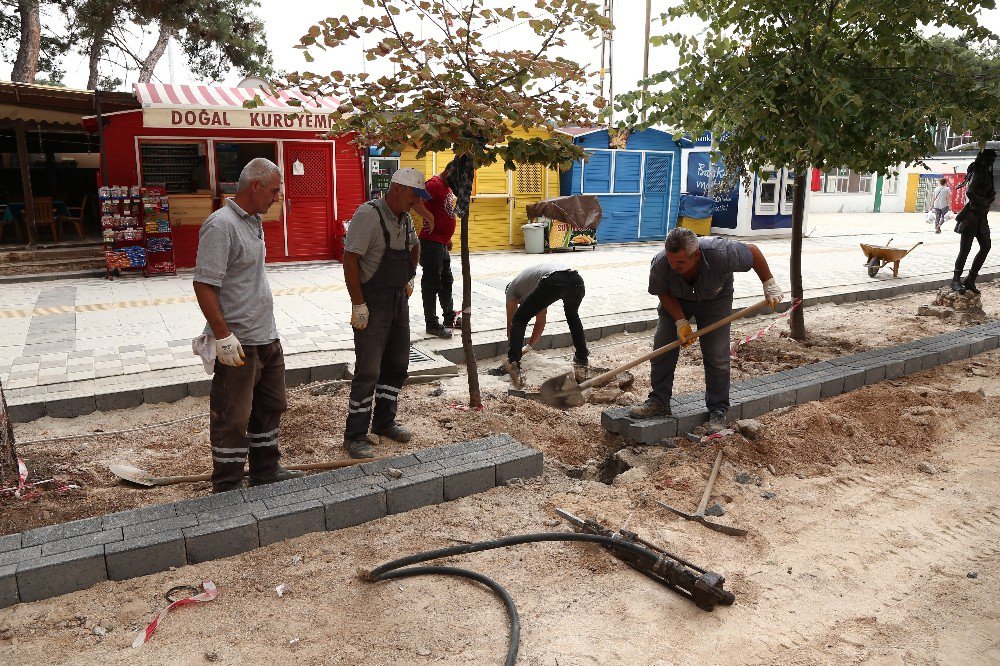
[{"xmin": 342, "ymin": 167, "xmax": 430, "ymax": 457}]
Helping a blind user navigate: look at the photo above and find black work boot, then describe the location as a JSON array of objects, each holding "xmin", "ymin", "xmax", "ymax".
[
  {"xmin": 964, "ymin": 274, "xmax": 981, "ymax": 295},
  {"xmin": 373, "ymin": 423, "xmax": 413, "ymax": 443},
  {"xmin": 951, "ymin": 274, "xmax": 967, "ymax": 294},
  {"xmin": 344, "ymin": 435, "xmax": 376, "ymax": 459},
  {"xmin": 248, "ymin": 465, "xmax": 305, "ymax": 487}
]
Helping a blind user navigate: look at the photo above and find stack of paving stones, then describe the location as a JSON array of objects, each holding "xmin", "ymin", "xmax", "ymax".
[
  {"xmin": 0, "ymin": 434, "xmax": 541, "ymax": 608},
  {"xmin": 603, "ymin": 320, "xmax": 1000, "ymax": 444}
]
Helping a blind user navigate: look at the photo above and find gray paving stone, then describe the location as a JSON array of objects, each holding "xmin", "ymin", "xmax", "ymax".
[
  {"xmin": 738, "ymin": 396, "xmax": 770, "ymax": 419},
  {"xmin": 241, "ymin": 477, "xmax": 309, "ymax": 502},
  {"xmin": 184, "ymin": 514, "xmax": 259, "ymax": 564},
  {"xmin": 412, "ymin": 443, "xmax": 471, "ymax": 464},
  {"xmin": 378, "ymin": 472, "xmax": 444, "ymax": 515},
  {"xmin": 820, "ymin": 376, "xmax": 845, "ymax": 399},
  {"xmin": 864, "ymin": 366, "xmax": 887, "ymax": 385},
  {"xmin": 102, "ymin": 503, "xmax": 178, "ymax": 530},
  {"xmin": 884, "ymin": 359, "xmax": 906, "ymax": 380},
  {"xmin": 0, "ymin": 533, "xmax": 20, "ymax": 553},
  {"xmin": 196, "ymin": 501, "xmax": 266, "ymax": 523},
  {"xmin": 0, "ymin": 545, "xmax": 41, "ymax": 567},
  {"xmin": 123, "ymin": 514, "xmax": 199, "ymax": 540},
  {"xmin": 301, "ymin": 465, "xmax": 366, "ymax": 490},
  {"xmin": 496, "ymin": 449, "xmax": 544, "ymax": 485},
  {"xmin": 143, "ymin": 383, "xmax": 189, "ymax": 404},
  {"xmin": 919, "ymin": 351, "xmax": 941, "ymax": 371},
  {"xmin": 105, "ymin": 530, "xmax": 187, "ymax": 581},
  {"xmin": 174, "ymin": 488, "xmax": 246, "ymax": 515},
  {"xmin": 768, "ymin": 387, "xmax": 797, "ymax": 410},
  {"xmin": 22, "ymin": 516, "xmax": 103, "ymax": 548},
  {"xmin": 95, "ymin": 389, "xmax": 144, "ymax": 412},
  {"xmin": 0, "ymin": 565, "xmax": 17, "ymax": 608},
  {"xmin": 187, "ymin": 379, "xmax": 213, "ymax": 397},
  {"xmin": 443, "ymin": 463, "xmax": 496, "ymax": 501},
  {"xmin": 42, "ymin": 528, "xmax": 123, "ymax": 556},
  {"xmin": 260, "ymin": 487, "xmax": 330, "ymax": 510},
  {"xmin": 254, "ymin": 500, "xmax": 326, "ymax": 546},
  {"xmin": 285, "ymin": 367, "xmax": 311, "ymax": 386},
  {"xmin": 324, "ymin": 485, "xmax": 387, "ymax": 530},
  {"xmin": 45, "ymin": 395, "xmax": 97, "ymax": 418},
  {"xmin": 16, "ymin": 545, "xmax": 107, "ymax": 603},
  {"xmin": 795, "ymin": 382, "xmax": 822, "ymax": 404},
  {"xmin": 360, "ymin": 453, "xmax": 420, "ymax": 475}
]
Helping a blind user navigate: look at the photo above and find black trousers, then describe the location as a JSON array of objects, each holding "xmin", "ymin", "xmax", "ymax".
[
  {"xmin": 419, "ymin": 239, "xmax": 454, "ymax": 328},
  {"xmin": 209, "ymin": 341, "xmax": 286, "ymax": 493},
  {"xmin": 954, "ymin": 223, "xmax": 992, "ymax": 279},
  {"xmin": 508, "ymin": 270, "xmax": 588, "ymax": 364}
]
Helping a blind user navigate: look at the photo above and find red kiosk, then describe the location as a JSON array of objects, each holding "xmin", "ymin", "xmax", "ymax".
[{"xmin": 83, "ymin": 83, "xmax": 365, "ymax": 267}]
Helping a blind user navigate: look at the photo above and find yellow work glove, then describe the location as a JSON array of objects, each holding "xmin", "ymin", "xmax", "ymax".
[
  {"xmin": 405, "ymin": 278, "xmax": 414, "ymax": 298},
  {"xmin": 675, "ymin": 319, "xmax": 695, "ymax": 347}
]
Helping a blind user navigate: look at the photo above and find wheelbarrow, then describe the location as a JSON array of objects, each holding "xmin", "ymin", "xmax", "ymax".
[{"xmin": 860, "ymin": 239, "xmax": 922, "ymax": 278}]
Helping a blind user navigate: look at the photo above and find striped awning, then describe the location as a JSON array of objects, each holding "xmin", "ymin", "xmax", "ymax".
[{"xmin": 133, "ymin": 83, "xmax": 339, "ymax": 111}]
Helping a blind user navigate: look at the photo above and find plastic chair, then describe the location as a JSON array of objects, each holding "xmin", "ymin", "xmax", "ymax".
[
  {"xmin": 63, "ymin": 195, "xmax": 88, "ymax": 240},
  {"xmin": 31, "ymin": 197, "xmax": 62, "ymax": 242}
]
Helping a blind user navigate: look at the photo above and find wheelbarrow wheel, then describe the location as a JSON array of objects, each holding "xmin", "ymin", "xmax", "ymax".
[{"xmin": 866, "ymin": 257, "xmax": 880, "ymax": 278}]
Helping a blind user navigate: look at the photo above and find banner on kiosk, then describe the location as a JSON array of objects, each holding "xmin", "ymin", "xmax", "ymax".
[{"xmin": 686, "ymin": 152, "xmax": 738, "ymax": 229}]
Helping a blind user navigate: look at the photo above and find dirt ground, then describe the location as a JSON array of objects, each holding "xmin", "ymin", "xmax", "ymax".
[{"xmin": 1, "ymin": 283, "xmax": 998, "ymax": 664}]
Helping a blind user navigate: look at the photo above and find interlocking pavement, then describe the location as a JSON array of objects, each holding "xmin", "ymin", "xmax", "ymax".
[{"xmin": 0, "ymin": 212, "xmax": 997, "ymax": 400}]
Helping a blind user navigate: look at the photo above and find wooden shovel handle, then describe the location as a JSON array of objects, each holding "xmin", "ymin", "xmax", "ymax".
[
  {"xmin": 579, "ymin": 299, "xmax": 770, "ymax": 391},
  {"xmin": 150, "ymin": 457, "xmax": 383, "ymax": 485},
  {"xmin": 696, "ymin": 450, "xmax": 725, "ymax": 515}
]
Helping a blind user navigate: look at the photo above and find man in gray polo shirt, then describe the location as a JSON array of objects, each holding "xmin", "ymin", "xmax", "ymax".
[
  {"xmin": 629, "ymin": 227, "xmax": 782, "ymax": 433},
  {"xmin": 193, "ymin": 157, "xmax": 303, "ymax": 493},
  {"xmin": 341, "ymin": 168, "xmax": 426, "ymax": 458}
]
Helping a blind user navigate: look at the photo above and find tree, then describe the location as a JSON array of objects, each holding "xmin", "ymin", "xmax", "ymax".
[
  {"xmin": 621, "ymin": 0, "xmax": 1000, "ymax": 339},
  {"xmin": 284, "ymin": 0, "xmax": 611, "ymax": 408},
  {"xmin": 0, "ymin": 381, "xmax": 18, "ymax": 489},
  {"xmin": 64, "ymin": 0, "xmax": 273, "ymax": 89},
  {"xmin": 4, "ymin": 0, "xmax": 70, "ymax": 83}
]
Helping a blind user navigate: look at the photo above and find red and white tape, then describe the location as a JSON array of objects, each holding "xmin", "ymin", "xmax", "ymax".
[
  {"xmin": 730, "ymin": 299, "xmax": 803, "ymax": 360},
  {"xmin": 132, "ymin": 580, "xmax": 218, "ymax": 648},
  {"xmin": 1, "ymin": 458, "xmax": 80, "ymax": 499}
]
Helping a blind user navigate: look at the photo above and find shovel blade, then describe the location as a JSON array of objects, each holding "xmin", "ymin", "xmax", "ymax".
[
  {"xmin": 538, "ymin": 371, "xmax": 586, "ymax": 409},
  {"xmin": 697, "ymin": 519, "xmax": 749, "ymax": 537},
  {"xmin": 109, "ymin": 463, "xmax": 157, "ymax": 487}
]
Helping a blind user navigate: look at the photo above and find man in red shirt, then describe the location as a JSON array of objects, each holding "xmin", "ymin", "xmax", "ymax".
[{"xmin": 412, "ymin": 161, "xmax": 457, "ymax": 338}]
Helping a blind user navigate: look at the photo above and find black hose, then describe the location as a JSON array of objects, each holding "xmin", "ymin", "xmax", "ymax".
[
  {"xmin": 373, "ymin": 565, "xmax": 521, "ymax": 666},
  {"xmin": 365, "ymin": 532, "xmax": 670, "ymax": 665}
]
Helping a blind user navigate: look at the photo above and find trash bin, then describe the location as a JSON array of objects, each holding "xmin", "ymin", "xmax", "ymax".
[{"xmin": 522, "ymin": 223, "xmax": 545, "ymax": 254}]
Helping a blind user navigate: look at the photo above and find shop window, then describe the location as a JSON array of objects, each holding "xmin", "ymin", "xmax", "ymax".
[
  {"xmin": 140, "ymin": 141, "xmax": 209, "ymax": 194},
  {"xmin": 820, "ymin": 168, "xmax": 874, "ymax": 194},
  {"xmin": 215, "ymin": 142, "xmax": 278, "ymax": 194}
]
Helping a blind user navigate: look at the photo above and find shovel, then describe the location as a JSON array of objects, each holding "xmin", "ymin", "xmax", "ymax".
[
  {"xmin": 109, "ymin": 457, "xmax": 383, "ymax": 488},
  {"xmin": 538, "ymin": 300, "xmax": 770, "ymax": 409},
  {"xmin": 655, "ymin": 450, "xmax": 748, "ymax": 537}
]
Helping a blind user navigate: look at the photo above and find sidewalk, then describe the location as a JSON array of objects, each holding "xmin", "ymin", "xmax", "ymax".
[{"xmin": 1, "ymin": 212, "xmax": 997, "ymax": 412}]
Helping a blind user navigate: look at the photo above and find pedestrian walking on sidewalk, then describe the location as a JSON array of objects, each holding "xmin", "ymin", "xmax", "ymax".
[
  {"xmin": 192, "ymin": 158, "xmax": 303, "ymax": 493},
  {"xmin": 951, "ymin": 149, "xmax": 996, "ymax": 295},
  {"xmin": 411, "ymin": 161, "xmax": 458, "ymax": 338},
  {"xmin": 931, "ymin": 178, "xmax": 952, "ymax": 234},
  {"xmin": 629, "ymin": 228, "xmax": 782, "ymax": 434},
  {"xmin": 502, "ymin": 262, "xmax": 588, "ymax": 389},
  {"xmin": 341, "ymin": 168, "xmax": 427, "ymax": 458}
]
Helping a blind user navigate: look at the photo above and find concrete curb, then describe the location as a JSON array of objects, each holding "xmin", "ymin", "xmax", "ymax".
[
  {"xmin": 604, "ymin": 320, "xmax": 1000, "ymax": 443},
  {"xmin": 0, "ymin": 269, "xmax": 104, "ymax": 285},
  {"xmin": 0, "ymin": 434, "xmax": 542, "ymax": 608}
]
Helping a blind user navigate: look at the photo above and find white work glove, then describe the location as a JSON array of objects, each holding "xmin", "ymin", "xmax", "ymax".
[
  {"xmin": 215, "ymin": 333, "xmax": 245, "ymax": 367},
  {"xmin": 521, "ymin": 343, "xmax": 533, "ymax": 355},
  {"xmin": 405, "ymin": 278, "xmax": 414, "ymax": 298},
  {"xmin": 762, "ymin": 278, "xmax": 783, "ymax": 308},
  {"xmin": 675, "ymin": 319, "xmax": 695, "ymax": 347},
  {"xmin": 351, "ymin": 303, "xmax": 369, "ymax": 330}
]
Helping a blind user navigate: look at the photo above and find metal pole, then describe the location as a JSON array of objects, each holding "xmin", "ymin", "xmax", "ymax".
[
  {"xmin": 608, "ymin": 0, "xmax": 614, "ymax": 126},
  {"xmin": 598, "ymin": 0, "xmax": 608, "ymax": 101},
  {"xmin": 95, "ymin": 89, "xmax": 107, "ymax": 185},
  {"xmin": 15, "ymin": 119, "xmax": 39, "ymax": 247},
  {"xmin": 642, "ymin": 0, "xmax": 651, "ymax": 123}
]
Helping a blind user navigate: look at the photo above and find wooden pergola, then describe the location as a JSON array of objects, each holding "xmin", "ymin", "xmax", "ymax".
[{"xmin": 0, "ymin": 82, "xmax": 139, "ymax": 246}]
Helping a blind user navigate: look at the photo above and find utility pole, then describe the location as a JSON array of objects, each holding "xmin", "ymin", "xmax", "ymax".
[
  {"xmin": 598, "ymin": 0, "xmax": 608, "ymax": 102},
  {"xmin": 607, "ymin": 0, "xmax": 615, "ymax": 125},
  {"xmin": 642, "ymin": 0, "xmax": 651, "ymax": 123}
]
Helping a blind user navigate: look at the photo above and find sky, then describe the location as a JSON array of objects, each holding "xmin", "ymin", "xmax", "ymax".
[{"xmin": 2, "ymin": 0, "xmax": 1000, "ymax": 113}]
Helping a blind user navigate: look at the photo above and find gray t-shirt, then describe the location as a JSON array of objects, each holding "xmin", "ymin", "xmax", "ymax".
[
  {"xmin": 505, "ymin": 262, "xmax": 571, "ymax": 301},
  {"xmin": 344, "ymin": 198, "xmax": 418, "ymax": 283},
  {"xmin": 193, "ymin": 199, "xmax": 278, "ymax": 345},
  {"xmin": 648, "ymin": 236, "xmax": 753, "ymax": 302}
]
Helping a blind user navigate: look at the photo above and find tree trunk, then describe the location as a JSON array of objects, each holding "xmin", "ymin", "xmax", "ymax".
[
  {"xmin": 459, "ymin": 208, "xmax": 482, "ymax": 408},
  {"xmin": 87, "ymin": 32, "xmax": 105, "ymax": 90},
  {"xmin": 137, "ymin": 23, "xmax": 175, "ymax": 83},
  {"xmin": 789, "ymin": 171, "xmax": 808, "ymax": 340},
  {"xmin": 11, "ymin": 0, "xmax": 41, "ymax": 83},
  {"xmin": 0, "ymin": 380, "xmax": 19, "ymax": 489}
]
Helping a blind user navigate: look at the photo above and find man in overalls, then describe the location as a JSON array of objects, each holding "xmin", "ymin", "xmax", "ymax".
[{"xmin": 342, "ymin": 168, "xmax": 428, "ymax": 458}]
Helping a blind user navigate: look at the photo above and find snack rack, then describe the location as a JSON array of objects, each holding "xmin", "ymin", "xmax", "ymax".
[
  {"xmin": 100, "ymin": 186, "xmax": 176, "ymax": 279},
  {"xmin": 100, "ymin": 186, "xmax": 147, "ymax": 280},
  {"xmin": 142, "ymin": 186, "xmax": 177, "ymax": 276}
]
